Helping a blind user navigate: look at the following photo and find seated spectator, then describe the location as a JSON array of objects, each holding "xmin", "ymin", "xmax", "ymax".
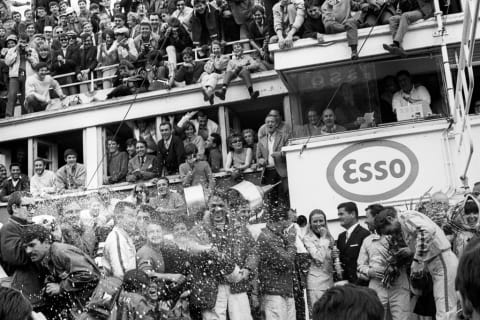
[
  {"xmin": 295, "ymin": 108, "xmax": 322, "ymax": 137},
  {"xmin": 171, "ymin": 0, "xmax": 194, "ymax": 32},
  {"xmin": 125, "ymin": 183, "xmax": 151, "ymax": 206},
  {"xmin": 215, "ymin": 42, "xmax": 260, "ymax": 101},
  {"xmin": 175, "ymin": 47, "xmax": 206, "ymax": 86},
  {"xmin": 126, "ymin": 138, "xmax": 138, "ymax": 159},
  {"xmin": 179, "ymin": 143, "xmax": 215, "ymax": 190},
  {"xmin": 312, "ymin": 284, "xmax": 383, "ymax": 320},
  {"xmin": 205, "ymin": 132, "xmax": 223, "ymax": 173},
  {"xmin": 243, "ymin": 128, "xmax": 257, "ymax": 160},
  {"xmin": 456, "ymin": 237, "xmax": 480, "ymax": 320},
  {"xmin": 106, "ymin": 60, "xmax": 146, "ymax": 98},
  {"xmin": 200, "ymin": 40, "xmax": 230, "ymax": 104},
  {"xmin": 5, "ymin": 33, "xmax": 39, "ymax": 118},
  {"xmin": 321, "ymin": 0, "xmax": 360, "ymax": 59},
  {"xmin": 392, "ymin": 70, "xmax": 432, "ymax": 117},
  {"xmin": 258, "ymin": 109, "xmax": 292, "ymax": 139},
  {"xmin": 24, "ymin": 62, "xmax": 66, "ymax": 114},
  {"xmin": 161, "ymin": 17, "xmax": 193, "ymax": 66},
  {"xmin": 303, "ymin": 0, "xmax": 325, "ymax": 41},
  {"xmin": 0, "ymin": 163, "xmax": 30, "ymax": 202},
  {"xmin": 30, "ymin": 158, "xmax": 57, "ymax": 197},
  {"xmin": 105, "ymin": 136, "xmax": 129, "ymax": 184},
  {"xmin": 97, "ymin": 29, "xmax": 119, "ymax": 90},
  {"xmin": 182, "ymin": 120, "xmax": 206, "ymax": 159},
  {"xmin": 383, "ymin": 0, "xmax": 433, "ymax": 57},
  {"xmin": 108, "ymin": 26, "xmax": 138, "ymax": 63},
  {"xmin": 157, "ymin": 121, "xmax": 186, "ymax": 176},
  {"xmin": 55, "ymin": 148, "xmax": 87, "ymax": 191},
  {"xmin": 77, "ymin": 33, "xmax": 98, "ymax": 93},
  {"xmin": 22, "ymin": 224, "xmax": 101, "ymax": 316},
  {"xmin": 225, "ymin": 133, "xmax": 253, "ymax": 178},
  {"xmin": 150, "ymin": 176, "xmax": 186, "ymax": 215},
  {"xmin": 52, "ymin": 33, "xmax": 80, "ymax": 96},
  {"xmin": 126, "ymin": 139, "xmax": 159, "ymax": 183},
  {"xmin": 357, "ymin": 0, "xmax": 395, "ymax": 27},
  {"xmin": 321, "ymin": 108, "xmax": 346, "ymax": 134},
  {"xmin": 191, "ymin": 0, "xmax": 222, "ymax": 47},
  {"xmin": 103, "ymin": 201, "xmax": 138, "ymax": 279},
  {"xmin": 270, "ymin": 0, "xmax": 305, "ymax": 50}
]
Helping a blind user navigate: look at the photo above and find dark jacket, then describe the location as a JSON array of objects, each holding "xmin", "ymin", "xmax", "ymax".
[
  {"xmin": 51, "ymin": 45, "xmax": 81, "ymax": 76},
  {"xmin": 0, "ymin": 216, "xmax": 46, "ymax": 307},
  {"xmin": 257, "ymin": 223, "xmax": 296, "ymax": 297},
  {"xmin": 126, "ymin": 154, "xmax": 159, "ymax": 182},
  {"xmin": 107, "ymin": 151, "xmax": 129, "ymax": 184},
  {"xmin": 337, "ymin": 224, "xmax": 370, "ymax": 285},
  {"xmin": 78, "ymin": 45, "xmax": 98, "ymax": 74},
  {"xmin": 41, "ymin": 242, "xmax": 101, "ymax": 309},
  {"xmin": 0, "ymin": 175, "xmax": 30, "ymax": 202},
  {"xmin": 302, "ymin": 15, "xmax": 325, "ymax": 39},
  {"xmin": 174, "ymin": 61, "xmax": 205, "ymax": 85},
  {"xmin": 157, "ymin": 135, "xmax": 186, "ymax": 175},
  {"xmin": 164, "ymin": 24, "xmax": 194, "ymax": 52},
  {"xmin": 191, "ymin": 4, "xmax": 222, "ymax": 46}
]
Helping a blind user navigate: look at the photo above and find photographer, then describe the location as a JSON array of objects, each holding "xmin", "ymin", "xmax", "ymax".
[
  {"xmin": 5, "ymin": 33, "xmax": 39, "ymax": 118},
  {"xmin": 134, "ymin": 19, "xmax": 160, "ymax": 63},
  {"xmin": 107, "ymin": 26, "xmax": 138, "ymax": 63}
]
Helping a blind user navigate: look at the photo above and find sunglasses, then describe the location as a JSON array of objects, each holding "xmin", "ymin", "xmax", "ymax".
[
  {"xmin": 232, "ymin": 139, "xmax": 242, "ymax": 144},
  {"xmin": 20, "ymin": 204, "xmax": 35, "ymax": 211}
]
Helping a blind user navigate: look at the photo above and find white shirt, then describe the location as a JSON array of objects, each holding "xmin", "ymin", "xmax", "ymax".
[
  {"xmin": 164, "ymin": 135, "xmax": 173, "ymax": 150},
  {"xmin": 30, "ymin": 170, "xmax": 57, "ymax": 197},
  {"xmin": 346, "ymin": 222, "xmax": 359, "ymax": 242},
  {"xmin": 392, "ymin": 85, "xmax": 432, "ymax": 115},
  {"xmin": 267, "ymin": 133, "xmax": 275, "ymax": 166}
]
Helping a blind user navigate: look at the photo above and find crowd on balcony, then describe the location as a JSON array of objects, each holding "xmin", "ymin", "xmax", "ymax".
[{"xmin": 0, "ymin": 0, "xmax": 451, "ymax": 119}]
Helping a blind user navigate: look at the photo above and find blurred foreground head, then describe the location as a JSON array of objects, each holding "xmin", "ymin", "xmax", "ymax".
[
  {"xmin": 312, "ymin": 284, "xmax": 383, "ymax": 320},
  {"xmin": 456, "ymin": 236, "xmax": 480, "ymax": 320}
]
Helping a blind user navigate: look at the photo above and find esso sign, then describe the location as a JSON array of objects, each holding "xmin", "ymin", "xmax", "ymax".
[{"xmin": 326, "ymin": 140, "xmax": 419, "ymax": 202}]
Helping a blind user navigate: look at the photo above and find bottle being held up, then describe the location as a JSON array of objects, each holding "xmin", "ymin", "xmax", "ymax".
[{"xmin": 331, "ymin": 241, "xmax": 344, "ymax": 283}]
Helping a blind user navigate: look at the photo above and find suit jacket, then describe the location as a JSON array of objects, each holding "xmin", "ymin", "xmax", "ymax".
[
  {"xmin": 51, "ymin": 45, "xmax": 81, "ymax": 76},
  {"xmin": 126, "ymin": 154, "xmax": 159, "ymax": 182},
  {"xmin": 337, "ymin": 224, "xmax": 370, "ymax": 285},
  {"xmin": 256, "ymin": 130, "xmax": 289, "ymax": 166},
  {"xmin": 157, "ymin": 136, "xmax": 186, "ymax": 175}
]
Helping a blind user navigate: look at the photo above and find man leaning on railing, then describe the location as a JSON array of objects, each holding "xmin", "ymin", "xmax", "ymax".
[{"xmin": 25, "ymin": 62, "xmax": 66, "ymax": 113}]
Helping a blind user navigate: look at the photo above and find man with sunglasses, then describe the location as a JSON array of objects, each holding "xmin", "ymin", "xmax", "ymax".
[{"xmin": 0, "ymin": 192, "xmax": 47, "ymax": 314}]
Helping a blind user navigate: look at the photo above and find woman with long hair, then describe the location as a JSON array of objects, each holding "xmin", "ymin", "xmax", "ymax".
[
  {"xmin": 225, "ymin": 132, "xmax": 252, "ymax": 177},
  {"xmin": 182, "ymin": 120, "xmax": 205, "ymax": 160},
  {"xmin": 97, "ymin": 28, "xmax": 119, "ymax": 89},
  {"xmin": 303, "ymin": 209, "xmax": 334, "ymax": 310}
]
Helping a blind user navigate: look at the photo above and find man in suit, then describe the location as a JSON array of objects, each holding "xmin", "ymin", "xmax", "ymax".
[
  {"xmin": 157, "ymin": 122, "xmax": 186, "ymax": 176},
  {"xmin": 126, "ymin": 139, "xmax": 159, "ymax": 182},
  {"xmin": 335, "ymin": 201, "xmax": 370, "ymax": 285},
  {"xmin": 257, "ymin": 114, "xmax": 290, "ymax": 203}
]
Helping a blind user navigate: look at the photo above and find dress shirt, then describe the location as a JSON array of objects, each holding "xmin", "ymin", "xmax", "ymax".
[
  {"xmin": 346, "ymin": 222, "xmax": 359, "ymax": 242},
  {"xmin": 267, "ymin": 133, "xmax": 275, "ymax": 166}
]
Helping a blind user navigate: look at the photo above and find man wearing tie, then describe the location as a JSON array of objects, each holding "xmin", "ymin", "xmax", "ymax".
[
  {"xmin": 335, "ymin": 201, "xmax": 370, "ymax": 285},
  {"xmin": 157, "ymin": 122, "xmax": 186, "ymax": 176},
  {"xmin": 126, "ymin": 139, "xmax": 158, "ymax": 182}
]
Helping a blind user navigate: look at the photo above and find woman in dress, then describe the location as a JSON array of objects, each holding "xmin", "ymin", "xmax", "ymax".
[{"xmin": 225, "ymin": 133, "xmax": 253, "ymax": 180}]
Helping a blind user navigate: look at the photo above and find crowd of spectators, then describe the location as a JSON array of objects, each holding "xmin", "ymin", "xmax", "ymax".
[
  {"xmin": 0, "ymin": 0, "xmax": 444, "ymax": 118},
  {"xmin": 0, "ymin": 182, "xmax": 479, "ymax": 320}
]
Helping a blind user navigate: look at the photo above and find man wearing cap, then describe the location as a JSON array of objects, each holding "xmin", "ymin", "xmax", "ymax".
[
  {"xmin": 5, "ymin": 33, "xmax": 39, "ymax": 117},
  {"xmin": 25, "ymin": 62, "xmax": 66, "ymax": 113},
  {"xmin": 43, "ymin": 25, "xmax": 53, "ymax": 46},
  {"xmin": 65, "ymin": 7, "xmax": 82, "ymax": 34},
  {"xmin": 107, "ymin": 26, "xmax": 138, "ymax": 62},
  {"xmin": 56, "ymin": 149, "xmax": 87, "ymax": 191}
]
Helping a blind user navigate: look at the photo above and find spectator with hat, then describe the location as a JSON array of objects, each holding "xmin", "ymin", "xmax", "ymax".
[
  {"xmin": 5, "ymin": 33, "xmax": 39, "ymax": 118},
  {"xmin": 107, "ymin": 26, "xmax": 138, "ymax": 63},
  {"xmin": 43, "ymin": 25, "xmax": 53, "ymax": 47},
  {"xmin": 55, "ymin": 148, "xmax": 87, "ymax": 191},
  {"xmin": 161, "ymin": 16, "xmax": 194, "ymax": 66},
  {"xmin": 25, "ymin": 62, "xmax": 66, "ymax": 113}
]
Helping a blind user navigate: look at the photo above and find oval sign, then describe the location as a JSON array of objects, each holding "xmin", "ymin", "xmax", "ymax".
[{"xmin": 326, "ymin": 140, "xmax": 419, "ymax": 203}]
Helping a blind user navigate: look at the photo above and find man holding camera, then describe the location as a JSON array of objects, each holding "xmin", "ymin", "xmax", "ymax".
[
  {"xmin": 134, "ymin": 20, "xmax": 159, "ymax": 60},
  {"xmin": 4, "ymin": 33, "xmax": 38, "ymax": 118}
]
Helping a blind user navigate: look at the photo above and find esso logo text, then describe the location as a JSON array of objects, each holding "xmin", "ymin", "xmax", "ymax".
[{"xmin": 326, "ymin": 140, "xmax": 419, "ymax": 203}]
